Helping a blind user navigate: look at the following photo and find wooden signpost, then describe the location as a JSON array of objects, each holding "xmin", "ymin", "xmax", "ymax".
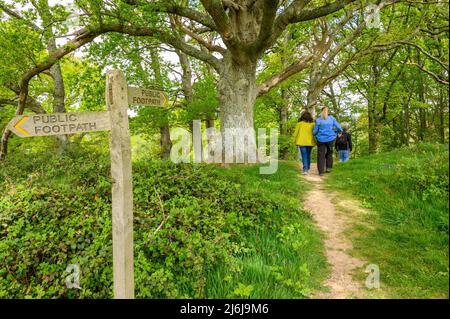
[
  {"xmin": 7, "ymin": 69, "xmax": 167, "ymax": 299},
  {"xmin": 127, "ymin": 86, "xmax": 168, "ymax": 107},
  {"xmin": 106, "ymin": 70, "xmax": 134, "ymax": 299},
  {"xmin": 8, "ymin": 112, "xmax": 110, "ymax": 138}
]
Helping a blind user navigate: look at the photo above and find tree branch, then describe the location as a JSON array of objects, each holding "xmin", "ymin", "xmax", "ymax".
[
  {"xmin": 251, "ymin": 0, "xmax": 280, "ymax": 54},
  {"xmin": 321, "ymin": 42, "xmax": 403, "ymax": 85},
  {"xmin": 400, "ymin": 41, "xmax": 449, "ymax": 70},
  {"xmin": 268, "ymin": 0, "xmax": 313, "ymax": 49},
  {"xmin": 162, "ymin": 2, "xmax": 217, "ymax": 30},
  {"xmin": 0, "ymin": 25, "xmax": 105, "ymax": 160},
  {"xmin": 408, "ymin": 62, "xmax": 449, "ymax": 85},
  {"xmin": 0, "ymin": 3, "xmax": 42, "ymax": 31},
  {"xmin": 0, "ymin": 96, "xmax": 46, "ymax": 114},
  {"xmin": 101, "ymin": 23, "xmax": 221, "ymax": 71},
  {"xmin": 222, "ymin": 0, "xmax": 243, "ymax": 11},
  {"xmin": 256, "ymin": 54, "xmax": 314, "ymax": 96},
  {"xmin": 177, "ymin": 22, "xmax": 226, "ymax": 54},
  {"xmin": 294, "ymin": 0, "xmax": 356, "ymax": 23},
  {"xmin": 123, "ymin": 0, "xmax": 217, "ymax": 30},
  {"xmin": 200, "ymin": 0, "xmax": 239, "ymax": 49},
  {"xmin": 420, "ymin": 26, "xmax": 449, "ymax": 36}
]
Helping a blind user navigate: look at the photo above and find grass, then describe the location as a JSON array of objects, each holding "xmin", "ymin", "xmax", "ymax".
[
  {"xmin": 325, "ymin": 143, "xmax": 449, "ymax": 298},
  {"xmin": 0, "ymin": 143, "xmax": 328, "ymax": 298},
  {"xmin": 205, "ymin": 161, "xmax": 329, "ymax": 298}
]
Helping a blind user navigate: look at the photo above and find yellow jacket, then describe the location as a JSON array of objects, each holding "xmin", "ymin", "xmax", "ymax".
[{"xmin": 293, "ymin": 121, "xmax": 316, "ymax": 146}]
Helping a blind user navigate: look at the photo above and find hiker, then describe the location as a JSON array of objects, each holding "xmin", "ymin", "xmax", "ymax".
[
  {"xmin": 313, "ymin": 106, "xmax": 342, "ymax": 176},
  {"xmin": 293, "ymin": 110, "xmax": 316, "ymax": 175},
  {"xmin": 335, "ymin": 122, "xmax": 353, "ymax": 162}
]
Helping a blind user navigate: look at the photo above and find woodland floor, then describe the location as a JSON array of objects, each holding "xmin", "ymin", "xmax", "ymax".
[{"xmin": 301, "ymin": 165, "xmax": 369, "ymax": 299}]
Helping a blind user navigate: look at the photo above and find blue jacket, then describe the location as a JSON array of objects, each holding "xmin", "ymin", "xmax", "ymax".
[{"xmin": 313, "ymin": 115, "xmax": 342, "ymax": 143}]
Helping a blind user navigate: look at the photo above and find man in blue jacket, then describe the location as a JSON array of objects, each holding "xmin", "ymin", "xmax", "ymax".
[{"xmin": 313, "ymin": 106, "xmax": 342, "ymax": 176}]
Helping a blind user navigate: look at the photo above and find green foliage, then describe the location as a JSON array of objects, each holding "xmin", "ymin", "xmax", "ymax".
[
  {"xmin": 326, "ymin": 143, "xmax": 449, "ymax": 298},
  {"xmin": 278, "ymin": 134, "xmax": 298, "ymax": 160},
  {"xmin": 0, "ymin": 149, "xmax": 326, "ymax": 298},
  {"xmin": 0, "ymin": 19, "xmax": 44, "ymax": 85},
  {"xmin": 186, "ymin": 74, "xmax": 219, "ymax": 121},
  {"xmin": 64, "ymin": 60, "xmax": 106, "ymax": 112},
  {"xmin": 205, "ymin": 163, "xmax": 327, "ymax": 298}
]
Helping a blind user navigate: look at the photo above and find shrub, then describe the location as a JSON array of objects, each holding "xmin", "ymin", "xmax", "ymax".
[{"xmin": 0, "ymin": 149, "xmax": 282, "ymax": 298}]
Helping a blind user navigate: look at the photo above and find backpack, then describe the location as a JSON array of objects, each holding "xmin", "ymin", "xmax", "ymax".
[{"xmin": 336, "ymin": 132, "xmax": 348, "ymax": 148}]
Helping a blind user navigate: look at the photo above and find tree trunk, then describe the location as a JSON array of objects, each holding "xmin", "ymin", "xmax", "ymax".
[
  {"xmin": 279, "ymin": 32, "xmax": 290, "ymax": 137},
  {"xmin": 150, "ymin": 48, "xmax": 172, "ymax": 160},
  {"xmin": 218, "ymin": 55, "xmax": 257, "ymax": 162},
  {"xmin": 176, "ymin": 48, "xmax": 193, "ymax": 104},
  {"xmin": 306, "ymin": 61, "xmax": 322, "ymax": 117},
  {"xmin": 0, "ymin": 130, "xmax": 11, "ymax": 161},
  {"xmin": 306, "ymin": 87, "xmax": 320, "ymax": 117},
  {"xmin": 368, "ymin": 100, "xmax": 379, "ymax": 154},
  {"xmin": 175, "ymin": 45, "xmax": 200, "ymax": 159},
  {"xmin": 328, "ymin": 84, "xmax": 340, "ymax": 118},
  {"xmin": 368, "ymin": 64, "xmax": 381, "ymax": 154},
  {"xmin": 279, "ymin": 88, "xmax": 289, "ymax": 160},
  {"xmin": 0, "ymin": 92, "xmax": 48, "ymax": 160},
  {"xmin": 218, "ymin": 56, "xmax": 257, "ymax": 130},
  {"xmin": 280, "ymin": 88, "xmax": 289, "ymax": 135},
  {"xmin": 438, "ymin": 87, "xmax": 446, "ymax": 143},
  {"xmin": 206, "ymin": 118, "xmax": 215, "ymax": 129},
  {"xmin": 42, "ymin": 0, "xmax": 69, "ymax": 153},
  {"xmin": 403, "ymin": 94, "xmax": 411, "ymax": 146},
  {"xmin": 0, "ymin": 82, "xmax": 30, "ymax": 160},
  {"xmin": 416, "ymin": 51, "xmax": 427, "ymax": 141},
  {"xmin": 160, "ymin": 125, "xmax": 172, "ymax": 160},
  {"xmin": 48, "ymin": 39, "xmax": 69, "ymax": 153}
]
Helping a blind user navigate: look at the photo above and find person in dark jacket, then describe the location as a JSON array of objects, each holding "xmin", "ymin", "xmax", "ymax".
[
  {"xmin": 334, "ymin": 122, "xmax": 353, "ymax": 162},
  {"xmin": 313, "ymin": 105, "xmax": 342, "ymax": 176}
]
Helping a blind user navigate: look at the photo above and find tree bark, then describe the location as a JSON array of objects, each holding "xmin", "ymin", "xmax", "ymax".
[
  {"xmin": 368, "ymin": 99, "xmax": 379, "ymax": 154},
  {"xmin": 217, "ymin": 55, "xmax": 257, "ymax": 162},
  {"xmin": 279, "ymin": 88, "xmax": 289, "ymax": 160},
  {"xmin": 367, "ymin": 61, "xmax": 382, "ymax": 154},
  {"xmin": 403, "ymin": 93, "xmax": 412, "ymax": 146},
  {"xmin": 279, "ymin": 29, "xmax": 290, "ymax": 141},
  {"xmin": 306, "ymin": 61, "xmax": 322, "ymax": 118},
  {"xmin": 159, "ymin": 125, "xmax": 172, "ymax": 160},
  {"xmin": 150, "ymin": 48, "xmax": 172, "ymax": 160},
  {"xmin": 48, "ymin": 38, "xmax": 69, "ymax": 153},
  {"xmin": 416, "ymin": 51, "xmax": 427, "ymax": 141},
  {"xmin": 280, "ymin": 88, "xmax": 289, "ymax": 136},
  {"xmin": 206, "ymin": 118, "xmax": 215, "ymax": 129},
  {"xmin": 327, "ymin": 84, "xmax": 340, "ymax": 118},
  {"xmin": 176, "ymin": 48, "xmax": 193, "ymax": 105},
  {"xmin": 438, "ymin": 86, "xmax": 447, "ymax": 143}
]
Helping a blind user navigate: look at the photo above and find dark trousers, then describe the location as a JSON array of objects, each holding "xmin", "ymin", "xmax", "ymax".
[{"xmin": 317, "ymin": 141, "xmax": 334, "ymax": 174}]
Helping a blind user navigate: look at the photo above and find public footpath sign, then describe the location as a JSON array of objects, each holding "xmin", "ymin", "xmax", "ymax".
[
  {"xmin": 8, "ymin": 112, "xmax": 110, "ymax": 137},
  {"xmin": 7, "ymin": 70, "xmax": 163, "ymax": 299},
  {"xmin": 127, "ymin": 86, "xmax": 168, "ymax": 107}
]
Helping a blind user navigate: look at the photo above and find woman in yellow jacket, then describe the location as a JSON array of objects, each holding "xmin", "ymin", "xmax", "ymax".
[{"xmin": 293, "ymin": 111, "xmax": 316, "ymax": 175}]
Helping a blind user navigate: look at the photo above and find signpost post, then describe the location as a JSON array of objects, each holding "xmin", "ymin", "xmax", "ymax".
[
  {"xmin": 106, "ymin": 70, "xmax": 134, "ymax": 299},
  {"xmin": 7, "ymin": 69, "xmax": 168, "ymax": 299}
]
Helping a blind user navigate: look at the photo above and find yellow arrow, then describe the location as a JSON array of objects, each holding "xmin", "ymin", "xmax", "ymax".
[
  {"xmin": 161, "ymin": 92, "xmax": 168, "ymax": 107},
  {"xmin": 14, "ymin": 116, "xmax": 30, "ymax": 136}
]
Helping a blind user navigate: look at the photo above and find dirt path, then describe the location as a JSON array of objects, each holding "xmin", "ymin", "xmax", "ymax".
[{"xmin": 302, "ymin": 166, "xmax": 367, "ymax": 299}]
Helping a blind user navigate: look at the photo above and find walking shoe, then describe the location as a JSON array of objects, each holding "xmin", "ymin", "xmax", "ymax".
[
  {"xmin": 325, "ymin": 169, "xmax": 332, "ymax": 173},
  {"xmin": 302, "ymin": 171, "xmax": 308, "ymax": 175},
  {"xmin": 319, "ymin": 173, "xmax": 324, "ymax": 176}
]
